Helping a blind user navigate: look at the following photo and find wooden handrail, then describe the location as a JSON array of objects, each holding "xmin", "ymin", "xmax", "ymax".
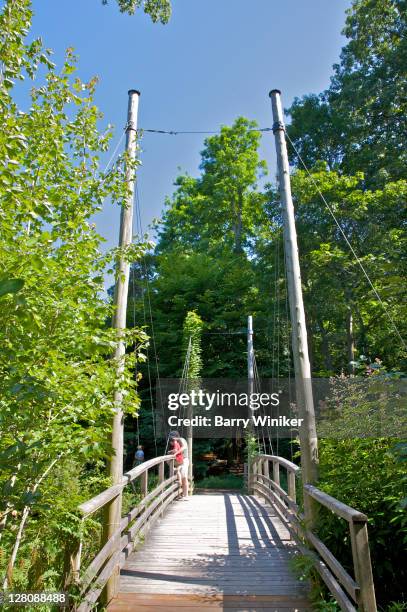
[
  {"xmin": 79, "ymin": 454, "xmax": 175, "ymax": 516},
  {"xmin": 252, "ymin": 455, "xmax": 377, "ymax": 612},
  {"xmin": 304, "ymin": 484, "xmax": 367, "ymax": 523},
  {"xmin": 255, "ymin": 453, "xmax": 300, "ymax": 474},
  {"xmin": 69, "ymin": 454, "xmax": 177, "ymax": 611}
]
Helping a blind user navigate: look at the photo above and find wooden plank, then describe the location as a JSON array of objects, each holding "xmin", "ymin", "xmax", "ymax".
[
  {"xmin": 257, "ymin": 455, "xmax": 300, "ymax": 474},
  {"xmin": 255, "ymin": 473, "xmax": 299, "ymax": 512},
  {"xmin": 253, "ymin": 481, "xmax": 298, "ymax": 528},
  {"xmin": 306, "ymin": 530, "xmax": 359, "ymax": 602},
  {"xmin": 112, "ymin": 593, "xmax": 311, "ymax": 601},
  {"xmin": 119, "ymin": 585, "xmax": 308, "ymax": 596},
  {"xmin": 303, "ymin": 485, "xmax": 367, "ymax": 522},
  {"xmin": 119, "ymin": 475, "xmax": 178, "ymax": 531},
  {"xmin": 122, "ymin": 485, "xmax": 179, "ymax": 553},
  {"xmin": 79, "ymin": 478, "xmax": 179, "ymax": 594},
  {"xmin": 349, "ymin": 521, "xmax": 377, "ymax": 611},
  {"xmin": 79, "ymin": 455, "xmax": 175, "ymax": 516},
  {"xmin": 123, "ymin": 455, "xmax": 174, "ymax": 485},
  {"xmin": 79, "ymin": 485, "xmax": 122, "ymax": 518},
  {"xmin": 317, "ymin": 560, "xmax": 356, "ymax": 612},
  {"xmin": 78, "ymin": 551, "xmax": 121, "ymax": 612},
  {"xmin": 112, "ymin": 493, "xmax": 310, "ymax": 606},
  {"xmin": 80, "ymin": 531, "xmax": 121, "ymax": 594},
  {"xmin": 108, "ymin": 592, "xmax": 312, "ymax": 611}
]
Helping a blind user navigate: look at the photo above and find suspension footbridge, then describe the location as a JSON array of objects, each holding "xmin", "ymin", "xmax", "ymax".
[
  {"xmin": 71, "ymin": 453, "xmax": 375, "ymax": 612},
  {"xmin": 69, "ymin": 89, "xmax": 387, "ymax": 612}
]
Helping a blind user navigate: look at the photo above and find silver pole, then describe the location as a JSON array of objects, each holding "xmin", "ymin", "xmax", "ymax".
[
  {"xmin": 104, "ymin": 89, "xmax": 140, "ymax": 601},
  {"xmin": 247, "ymin": 315, "xmax": 255, "ymax": 492},
  {"xmin": 269, "ymin": 89, "xmax": 318, "ymax": 525}
]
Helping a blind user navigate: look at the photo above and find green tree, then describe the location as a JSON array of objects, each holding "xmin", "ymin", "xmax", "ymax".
[
  {"xmin": 138, "ymin": 250, "xmax": 257, "ymax": 379},
  {"xmin": 157, "ymin": 117, "xmax": 268, "ymax": 256},
  {"xmin": 287, "ymin": 0, "xmax": 407, "ymax": 186},
  {"xmin": 104, "ymin": 0, "xmax": 171, "ymax": 22},
  {"xmin": 0, "ymin": 0, "xmax": 147, "ymax": 590}
]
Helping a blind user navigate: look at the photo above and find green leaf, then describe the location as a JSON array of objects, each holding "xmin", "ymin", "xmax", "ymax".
[{"xmin": 0, "ymin": 278, "xmax": 25, "ymax": 297}]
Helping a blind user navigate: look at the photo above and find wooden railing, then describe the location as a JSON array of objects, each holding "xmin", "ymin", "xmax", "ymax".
[
  {"xmin": 70, "ymin": 454, "xmax": 177, "ymax": 611},
  {"xmin": 251, "ymin": 454, "xmax": 377, "ymax": 612}
]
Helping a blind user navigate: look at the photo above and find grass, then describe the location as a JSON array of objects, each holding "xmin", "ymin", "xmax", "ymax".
[{"xmin": 195, "ymin": 474, "xmax": 244, "ymax": 490}]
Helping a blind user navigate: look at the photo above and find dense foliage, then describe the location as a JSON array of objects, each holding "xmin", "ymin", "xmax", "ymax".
[
  {"xmin": 317, "ymin": 437, "xmax": 406, "ymax": 605},
  {"xmin": 0, "ymin": 0, "xmax": 147, "ymax": 592},
  {"xmin": 287, "ymin": 0, "xmax": 407, "ymax": 187}
]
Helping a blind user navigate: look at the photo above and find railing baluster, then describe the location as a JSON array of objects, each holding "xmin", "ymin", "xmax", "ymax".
[
  {"xmin": 263, "ymin": 457, "xmax": 270, "ymax": 480},
  {"xmin": 349, "ymin": 520, "xmax": 377, "ymax": 612},
  {"xmin": 257, "ymin": 457, "xmax": 263, "ymax": 478},
  {"xmin": 158, "ymin": 461, "xmax": 164, "ymax": 484},
  {"xmin": 287, "ymin": 470, "xmax": 296, "ymax": 502},
  {"xmin": 140, "ymin": 469, "xmax": 148, "ymax": 498},
  {"xmin": 71, "ymin": 536, "xmax": 82, "ymax": 585},
  {"xmin": 273, "ymin": 460, "xmax": 280, "ymax": 487}
]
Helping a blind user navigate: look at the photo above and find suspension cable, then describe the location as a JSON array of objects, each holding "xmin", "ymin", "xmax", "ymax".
[
  {"xmin": 285, "ymin": 131, "xmax": 406, "ymax": 351},
  {"xmin": 134, "ymin": 183, "xmax": 158, "ymax": 456},
  {"xmin": 138, "ymin": 127, "xmax": 273, "ymax": 136}
]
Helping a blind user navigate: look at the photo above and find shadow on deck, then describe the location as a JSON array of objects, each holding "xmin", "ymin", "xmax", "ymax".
[{"xmin": 108, "ymin": 492, "xmax": 311, "ymax": 611}]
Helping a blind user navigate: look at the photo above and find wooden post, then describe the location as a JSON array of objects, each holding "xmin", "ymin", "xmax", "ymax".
[
  {"xmin": 287, "ymin": 470, "xmax": 296, "ymax": 502},
  {"xmin": 168, "ymin": 458, "xmax": 174, "ymax": 478},
  {"xmin": 63, "ymin": 535, "xmax": 82, "ymax": 589},
  {"xmin": 71, "ymin": 539, "xmax": 82, "ymax": 585},
  {"xmin": 349, "ymin": 520, "xmax": 377, "ymax": 611},
  {"xmin": 273, "ymin": 460, "xmax": 280, "ymax": 487},
  {"xmin": 252, "ymin": 457, "xmax": 258, "ymax": 494},
  {"xmin": 158, "ymin": 460, "xmax": 165, "ymax": 517},
  {"xmin": 257, "ymin": 457, "xmax": 263, "ymax": 478},
  {"xmin": 263, "ymin": 458, "xmax": 270, "ymax": 480},
  {"xmin": 269, "ymin": 90, "xmax": 318, "ymax": 527},
  {"xmin": 158, "ymin": 461, "xmax": 164, "ymax": 484},
  {"xmin": 103, "ymin": 89, "xmax": 140, "ymax": 603},
  {"xmin": 140, "ymin": 469, "xmax": 148, "ymax": 498}
]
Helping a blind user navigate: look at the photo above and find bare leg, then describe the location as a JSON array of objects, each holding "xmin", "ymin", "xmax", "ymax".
[{"xmin": 182, "ymin": 476, "xmax": 188, "ymax": 498}]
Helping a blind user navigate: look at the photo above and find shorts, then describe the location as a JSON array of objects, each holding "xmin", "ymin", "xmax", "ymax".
[{"xmin": 176, "ymin": 458, "xmax": 189, "ymax": 478}]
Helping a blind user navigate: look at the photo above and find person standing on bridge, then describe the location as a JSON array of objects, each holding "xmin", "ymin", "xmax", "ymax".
[
  {"xmin": 134, "ymin": 445, "xmax": 144, "ymax": 466},
  {"xmin": 169, "ymin": 430, "xmax": 189, "ymax": 500}
]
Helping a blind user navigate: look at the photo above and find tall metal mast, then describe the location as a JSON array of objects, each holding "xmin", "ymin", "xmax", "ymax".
[
  {"xmin": 104, "ymin": 89, "xmax": 140, "ymax": 600},
  {"xmin": 269, "ymin": 89, "xmax": 318, "ymax": 525}
]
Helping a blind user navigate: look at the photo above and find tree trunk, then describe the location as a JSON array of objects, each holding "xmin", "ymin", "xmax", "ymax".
[
  {"xmin": 0, "ymin": 464, "xmax": 20, "ymax": 542},
  {"xmin": 2, "ymin": 456, "xmax": 60, "ymax": 589}
]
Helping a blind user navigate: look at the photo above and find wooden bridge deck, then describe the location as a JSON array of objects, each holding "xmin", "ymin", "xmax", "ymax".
[{"xmin": 108, "ymin": 492, "xmax": 311, "ymax": 612}]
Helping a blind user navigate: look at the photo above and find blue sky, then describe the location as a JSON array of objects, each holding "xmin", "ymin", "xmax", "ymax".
[{"xmin": 29, "ymin": 0, "xmax": 351, "ymax": 252}]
